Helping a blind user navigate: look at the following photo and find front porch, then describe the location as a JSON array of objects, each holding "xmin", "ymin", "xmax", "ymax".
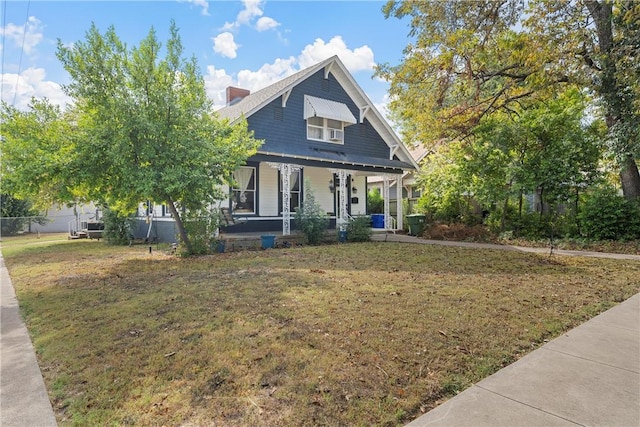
[
  {"xmin": 132, "ymin": 163, "xmax": 407, "ymax": 244},
  {"xmin": 226, "ymin": 161, "xmax": 406, "ymax": 236}
]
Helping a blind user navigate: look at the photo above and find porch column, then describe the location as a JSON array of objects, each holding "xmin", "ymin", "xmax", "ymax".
[
  {"xmin": 330, "ymin": 169, "xmax": 350, "ymax": 231},
  {"xmin": 396, "ymin": 174, "xmax": 403, "ymax": 230},
  {"xmin": 383, "ymin": 175, "xmax": 391, "ymax": 230},
  {"xmin": 268, "ymin": 162, "xmax": 301, "ymax": 236}
]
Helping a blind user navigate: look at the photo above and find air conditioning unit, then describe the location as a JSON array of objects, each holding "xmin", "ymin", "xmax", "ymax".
[{"xmin": 328, "ymin": 129, "xmax": 343, "ymax": 141}]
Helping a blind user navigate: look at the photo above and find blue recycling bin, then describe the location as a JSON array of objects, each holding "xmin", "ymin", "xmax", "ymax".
[
  {"xmin": 371, "ymin": 214, "xmax": 385, "ymax": 228},
  {"xmin": 338, "ymin": 230, "xmax": 347, "ymax": 242},
  {"xmin": 261, "ymin": 235, "xmax": 276, "ymax": 249}
]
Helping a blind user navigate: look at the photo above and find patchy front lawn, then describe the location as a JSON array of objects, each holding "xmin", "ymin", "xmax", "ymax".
[{"xmin": 3, "ymin": 235, "xmax": 639, "ymax": 426}]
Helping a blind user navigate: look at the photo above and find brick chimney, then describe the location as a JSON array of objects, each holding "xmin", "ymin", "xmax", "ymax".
[{"xmin": 226, "ymin": 86, "xmax": 250, "ymax": 106}]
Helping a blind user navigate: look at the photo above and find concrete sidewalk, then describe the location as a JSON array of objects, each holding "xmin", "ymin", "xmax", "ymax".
[
  {"xmin": 1, "ymin": 254, "xmax": 57, "ymax": 427},
  {"xmin": 372, "ymin": 233, "xmax": 640, "ymax": 261},
  {"xmin": 380, "ymin": 234, "xmax": 640, "ymax": 426},
  {"xmin": 406, "ymin": 292, "xmax": 640, "ymax": 426}
]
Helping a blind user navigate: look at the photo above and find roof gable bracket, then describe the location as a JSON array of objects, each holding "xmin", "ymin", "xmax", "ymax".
[
  {"xmin": 281, "ymin": 89, "xmax": 292, "ymax": 108},
  {"xmin": 359, "ymin": 106, "xmax": 370, "ymax": 123},
  {"xmin": 390, "ymin": 145, "xmax": 399, "ymax": 160},
  {"xmin": 324, "ymin": 63, "xmax": 333, "ymax": 79}
]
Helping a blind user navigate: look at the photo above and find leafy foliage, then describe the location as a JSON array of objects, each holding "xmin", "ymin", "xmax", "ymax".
[
  {"xmin": 416, "ymin": 89, "xmax": 605, "ymax": 236},
  {"xmin": 51, "ymin": 21, "xmax": 262, "ymax": 255},
  {"xmin": 346, "ymin": 216, "xmax": 372, "ymax": 242},
  {"xmin": 179, "ymin": 209, "xmax": 221, "ymax": 256},
  {"xmin": 578, "ymin": 186, "xmax": 640, "ymax": 241},
  {"xmin": 378, "ymin": 0, "xmax": 639, "ymax": 199},
  {"xmin": 295, "ymin": 179, "xmax": 329, "ymax": 245},
  {"xmin": 0, "ymin": 100, "xmax": 77, "ymax": 208},
  {"xmin": 102, "ymin": 208, "xmax": 135, "ymax": 246},
  {"xmin": 366, "ymin": 188, "xmax": 384, "ymax": 214}
]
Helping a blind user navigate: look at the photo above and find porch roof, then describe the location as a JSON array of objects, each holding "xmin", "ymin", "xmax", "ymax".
[{"xmin": 250, "ymin": 151, "xmax": 409, "ymax": 174}]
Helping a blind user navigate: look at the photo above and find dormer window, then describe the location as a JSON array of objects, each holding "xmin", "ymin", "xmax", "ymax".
[
  {"xmin": 304, "ymin": 95, "xmax": 356, "ymax": 144},
  {"xmin": 307, "ymin": 117, "xmax": 345, "ymax": 143}
]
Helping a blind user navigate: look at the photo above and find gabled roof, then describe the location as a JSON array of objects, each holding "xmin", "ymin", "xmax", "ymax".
[{"xmin": 217, "ymin": 55, "xmax": 418, "ymax": 171}]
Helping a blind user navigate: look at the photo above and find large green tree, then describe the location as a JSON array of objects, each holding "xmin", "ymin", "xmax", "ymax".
[
  {"xmin": 1, "ymin": 22, "xmax": 261, "ymax": 253},
  {"xmin": 1, "ymin": 99, "xmax": 77, "ymax": 208},
  {"xmin": 417, "ymin": 89, "xmax": 603, "ymax": 230},
  {"xmin": 55, "ymin": 21, "xmax": 261, "ymax": 253},
  {"xmin": 377, "ymin": 0, "xmax": 640, "ymax": 199}
]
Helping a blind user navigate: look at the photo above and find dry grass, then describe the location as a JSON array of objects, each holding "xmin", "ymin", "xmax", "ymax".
[
  {"xmin": 422, "ymin": 223, "xmax": 640, "ymax": 255},
  {"xmin": 2, "ymin": 233, "xmax": 639, "ymax": 426}
]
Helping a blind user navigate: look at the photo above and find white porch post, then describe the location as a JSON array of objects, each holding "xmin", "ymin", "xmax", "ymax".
[
  {"xmin": 330, "ymin": 169, "xmax": 350, "ymax": 231},
  {"xmin": 338, "ymin": 169, "xmax": 348, "ymax": 231},
  {"xmin": 281, "ymin": 163, "xmax": 292, "ymax": 236},
  {"xmin": 268, "ymin": 162, "xmax": 301, "ymax": 236},
  {"xmin": 383, "ymin": 175, "xmax": 391, "ymax": 230},
  {"xmin": 396, "ymin": 174, "xmax": 403, "ymax": 231}
]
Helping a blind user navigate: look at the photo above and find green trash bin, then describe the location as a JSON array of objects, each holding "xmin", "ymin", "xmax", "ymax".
[{"xmin": 406, "ymin": 214, "xmax": 426, "ymax": 236}]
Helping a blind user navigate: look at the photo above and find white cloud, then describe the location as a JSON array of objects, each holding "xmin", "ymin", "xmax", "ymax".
[
  {"xmin": 220, "ymin": 0, "xmax": 279, "ymax": 33},
  {"xmin": 237, "ymin": 0, "xmax": 264, "ymax": 26},
  {"xmin": 0, "ymin": 68, "xmax": 70, "ymax": 110},
  {"xmin": 205, "ymin": 57, "xmax": 297, "ymax": 110},
  {"xmin": 255, "ymin": 17, "xmax": 280, "ymax": 32},
  {"xmin": 203, "ymin": 65, "xmax": 235, "ymax": 108},
  {"xmin": 236, "ymin": 57, "xmax": 297, "ymax": 91},
  {"xmin": 298, "ymin": 36, "xmax": 375, "ymax": 73},
  {"xmin": 212, "ymin": 32, "xmax": 239, "ymax": 59},
  {"xmin": 0, "ymin": 16, "xmax": 44, "ymax": 55},
  {"xmin": 180, "ymin": 0, "xmax": 209, "ymax": 16},
  {"xmin": 206, "ymin": 36, "xmax": 378, "ymax": 110}
]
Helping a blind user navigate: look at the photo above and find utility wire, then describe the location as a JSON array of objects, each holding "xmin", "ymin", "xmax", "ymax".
[{"xmin": 12, "ymin": 0, "xmax": 31, "ymax": 106}]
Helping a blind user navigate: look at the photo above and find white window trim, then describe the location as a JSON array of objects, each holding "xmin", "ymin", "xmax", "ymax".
[
  {"xmin": 306, "ymin": 117, "xmax": 345, "ymax": 144},
  {"xmin": 232, "ymin": 166, "xmax": 257, "ymax": 215}
]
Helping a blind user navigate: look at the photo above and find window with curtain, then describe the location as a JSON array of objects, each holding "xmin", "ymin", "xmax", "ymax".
[
  {"xmin": 232, "ymin": 167, "xmax": 256, "ymax": 214},
  {"xmin": 279, "ymin": 169, "xmax": 301, "ymax": 214}
]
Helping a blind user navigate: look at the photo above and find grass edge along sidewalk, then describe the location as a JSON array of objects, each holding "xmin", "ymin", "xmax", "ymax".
[{"xmin": 0, "ymin": 252, "xmax": 57, "ymax": 427}]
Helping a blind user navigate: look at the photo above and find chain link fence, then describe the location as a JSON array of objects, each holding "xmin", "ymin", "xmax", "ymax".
[{"xmin": 0, "ymin": 216, "xmax": 50, "ymax": 236}]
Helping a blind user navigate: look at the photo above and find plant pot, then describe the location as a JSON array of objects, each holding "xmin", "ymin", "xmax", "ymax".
[{"xmin": 260, "ymin": 235, "xmax": 276, "ymax": 249}]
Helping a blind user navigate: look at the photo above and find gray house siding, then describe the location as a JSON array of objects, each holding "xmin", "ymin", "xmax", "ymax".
[{"xmin": 246, "ymin": 69, "xmax": 392, "ymax": 162}]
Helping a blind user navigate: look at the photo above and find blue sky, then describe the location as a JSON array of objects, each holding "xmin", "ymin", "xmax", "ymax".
[{"xmin": 1, "ymin": 0, "xmax": 413, "ymax": 116}]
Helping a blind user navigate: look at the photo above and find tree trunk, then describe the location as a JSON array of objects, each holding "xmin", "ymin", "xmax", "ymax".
[
  {"xmin": 586, "ymin": 1, "xmax": 640, "ymax": 200},
  {"xmin": 500, "ymin": 194, "xmax": 509, "ymax": 232},
  {"xmin": 166, "ymin": 197, "xmax": 192, "ymax": 254},
  {"xmin": 518, "ymin": 189, "xmax": 523, "ymax": 217},
  {"xmin": 620, "ymin": 155, "xmax": 640, "ymax": 200}
]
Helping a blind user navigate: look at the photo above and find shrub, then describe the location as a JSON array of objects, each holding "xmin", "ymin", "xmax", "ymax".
[
  {"xmin": 103, "ymin": 208, "xmax": 135, "ymax": 245},
  {"xmin": 346, "ymin": 216, "xmax": 372, "ymax": 242},
  {"xmin": 578, "ymin": 186, "xmax": 640, "ymax": 240},
  {"xmin": 295, "ymin": 180, "xmax": 329, "ymax": 245},
  {"xmin": 179, "ymin": 209, "xmax": 222, "ymax": 256}
]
